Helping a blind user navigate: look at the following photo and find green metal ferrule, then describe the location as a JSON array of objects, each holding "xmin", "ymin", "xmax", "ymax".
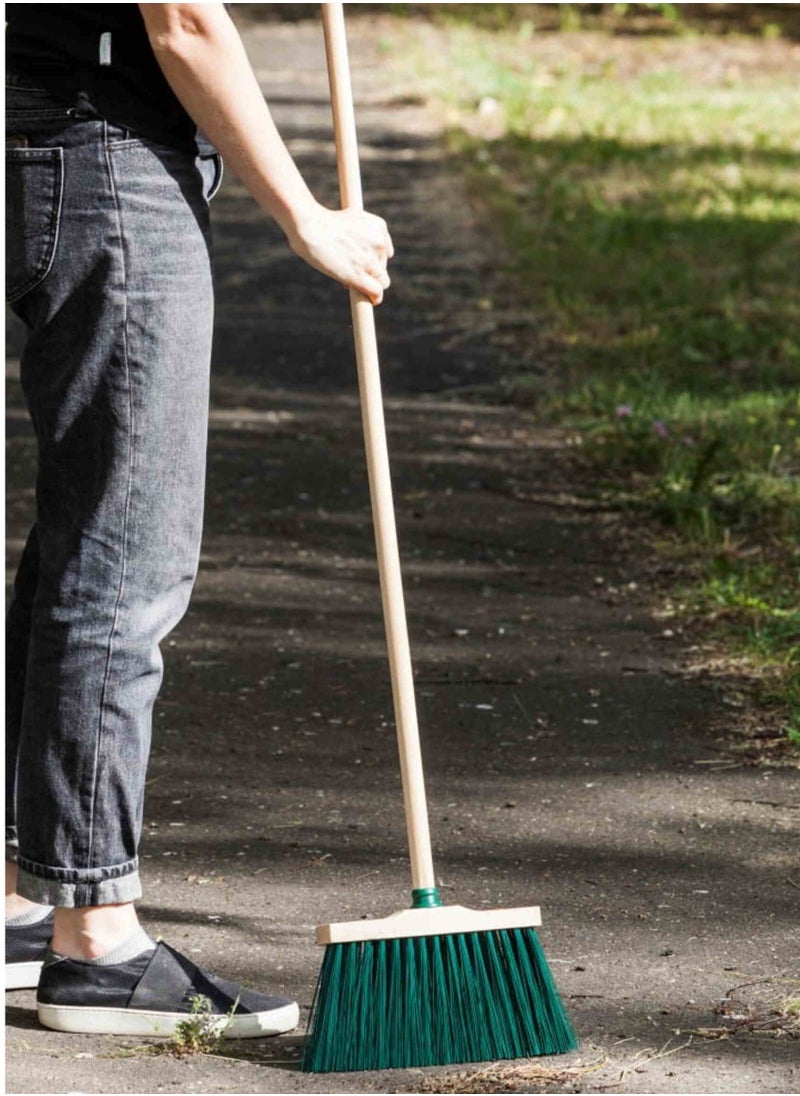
[{"xmin": 411, "ymin": 887, "xmax": 443, "ymax": 909}]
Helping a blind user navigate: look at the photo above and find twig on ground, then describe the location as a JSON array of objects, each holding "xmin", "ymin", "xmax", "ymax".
[
  {"xmin": 598, "ymin": 1036, "xmax": 693, "ymax": 1091},
  {"xmin": 417, "ymin": 1051, "xmax": 607, "ymax": 1093},
  {"xmin": 675, "ymin": 977, "xmax": 800, "ymax": 1041}
]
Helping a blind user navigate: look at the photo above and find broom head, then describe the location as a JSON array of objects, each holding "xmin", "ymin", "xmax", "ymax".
[{"xmin": 301, "ymin": 903, "xmax": 577, "ymax": 1073}]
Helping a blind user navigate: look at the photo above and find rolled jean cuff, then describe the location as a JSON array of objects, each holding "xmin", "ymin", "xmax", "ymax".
[
  {"xmin": 6, "ymin": 829, "xmax": 20, "ymax": 863},
  {"xmin": 15, "ymin": 854, "xmax": 142, "ymax": 907}
]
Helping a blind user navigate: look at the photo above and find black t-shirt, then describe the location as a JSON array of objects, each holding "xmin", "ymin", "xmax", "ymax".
[{"xmin": 6, "ymin": 3, "xmax": 217, "ymax": 154}]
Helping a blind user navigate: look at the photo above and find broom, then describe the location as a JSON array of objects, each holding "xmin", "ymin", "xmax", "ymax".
[{"xmin": 301, "ymin": 2, "xmax": 578, "ymax": 1073}]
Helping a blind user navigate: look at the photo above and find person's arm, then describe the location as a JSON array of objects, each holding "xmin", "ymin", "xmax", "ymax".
[{"xmin": 138, "ymin": 2, "xmax": 392, "ymax": 304}]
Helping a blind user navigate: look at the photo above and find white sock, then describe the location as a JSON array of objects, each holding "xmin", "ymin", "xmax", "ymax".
[
  {"xmin": 79, "ymin": 928, "xmax": 156, "ymax": 966},
  {"xmin": 6, "ymin": 903, "xmax": 53, "ymax": 927}
]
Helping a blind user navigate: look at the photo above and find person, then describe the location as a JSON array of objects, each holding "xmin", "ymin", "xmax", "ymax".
[{"xmin": 5, "ymin": 3, "xmax": 393, "ymax": 1037}]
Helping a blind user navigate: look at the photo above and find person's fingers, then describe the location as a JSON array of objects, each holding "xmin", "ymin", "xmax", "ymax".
[
  {"xmin": 377, "ymin": 229, "xmax": 394, "ymax": 262},
  {"xmin": 365, "ymin": 259, "xmax": 388, "ymax": 279},
  {"xmin": 353, "ymin": 272, "xmax": 384, "ymax": 305},
  {"xmin": 364, "ymin": 262, "xmax": 390, "ymax": 292},
  {"xmin": 374, "ymin": 215, "xmax": 394, "ymax": 259},
  {"xmin": 364, "ymin": 212, "xmax": 394, "ymax": 260},
  {"xmin": 366, "ymin": 238, "xmax": 388, "ymax": 270}
]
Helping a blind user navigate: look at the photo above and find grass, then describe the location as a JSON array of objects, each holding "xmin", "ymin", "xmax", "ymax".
[
  {"xmin": 392, "ymin": 21, "xmax": 800, "ymax": 753},
  {"xmin": 168, "ymin": 993, "xmax": 235, "ymax": 1057},
  {"xmin": 381, "ymin": 4, "xmax": 800, "ymax": 39}
]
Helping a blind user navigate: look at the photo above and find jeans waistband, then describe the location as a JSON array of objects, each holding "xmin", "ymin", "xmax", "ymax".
[{"xmin": 6, "ymin": 113, "xmax": 132, "ymax": 150}]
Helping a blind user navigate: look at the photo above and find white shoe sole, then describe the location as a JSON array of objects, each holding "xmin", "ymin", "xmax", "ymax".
[
  {"xmin": 37, "ymin": 999, "xmax": 299, "ymax": 1038},
  {"xmin": 6, "ymin": 960, "xmax": 44, "ymax": 991}
]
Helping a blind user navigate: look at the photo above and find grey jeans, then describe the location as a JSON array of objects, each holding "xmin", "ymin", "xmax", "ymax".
[{"xmin": 6, "ymin": 83, "xmax": 222, "ymax": 906}]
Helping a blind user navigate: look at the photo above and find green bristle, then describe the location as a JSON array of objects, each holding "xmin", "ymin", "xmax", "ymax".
[{"xmin": 301, "ymin": 927, "xmax": 577, "ymax": 1073}]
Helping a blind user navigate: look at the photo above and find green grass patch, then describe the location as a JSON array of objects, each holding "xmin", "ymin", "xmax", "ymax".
[
  {"xmin": 397, "ymin": 23, "xmax": 800, "ymax": 750},
  {"xmin": 679, "ymin": 554, "xmax": 800, "ymax": 743},
  {"xmin": 564, "ymin": 388, "xmax": 800, "ymax": 537},
  {"xmin": 381, "ymin": 4, "xmax": 798, "ymax": 38}
]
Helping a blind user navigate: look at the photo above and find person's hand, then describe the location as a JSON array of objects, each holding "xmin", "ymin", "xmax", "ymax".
[{"xmin": 287, "ymin": 203, "xmax": 394, "ymax": 305}]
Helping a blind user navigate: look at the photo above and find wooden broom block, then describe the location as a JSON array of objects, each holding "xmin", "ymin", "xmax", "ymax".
[{"xmin": 316, "ymin": 904, "xmax": 543, "ymax": 945}]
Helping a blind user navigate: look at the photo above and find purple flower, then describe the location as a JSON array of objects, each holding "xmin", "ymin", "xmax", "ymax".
[
  {"xmin": 682, "ymin": 434, "xmax": 696, "ymax": 447},
  {"xmin": 652, "ymin": 419, "xmax": 670, "ymax": 438},
  {"xmin": 615, "ymin": 404, "xmax": 633, "ymax": 419}
]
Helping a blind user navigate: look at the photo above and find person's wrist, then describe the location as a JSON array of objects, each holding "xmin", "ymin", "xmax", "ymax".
[{"xmin": 279, "ymin": 195, "xmax": 324, "ymax": 251}]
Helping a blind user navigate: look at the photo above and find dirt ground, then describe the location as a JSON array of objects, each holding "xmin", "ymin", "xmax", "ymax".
[{"xmin": 5, "ymin": 16, "xmax": 798, "ymax": 1096}]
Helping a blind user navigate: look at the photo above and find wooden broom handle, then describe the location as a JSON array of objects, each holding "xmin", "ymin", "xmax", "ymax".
[{"xmin": 322, "ymin": 2, "xmax": 436, "ymax": 893}]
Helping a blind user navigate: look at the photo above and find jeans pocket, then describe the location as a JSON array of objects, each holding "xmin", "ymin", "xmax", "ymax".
[
  {"xmin": 5, "ymin": 145, "xmax": 65, "ymax": 304},
  {"xmin": 199, "ymin": 151, "xmax": 224, "ymax": 204}
]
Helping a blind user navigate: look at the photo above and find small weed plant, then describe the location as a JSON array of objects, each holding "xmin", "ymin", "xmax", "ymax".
[{"xmin": 169, "ymin": 993, "xmax": 238, "ymax": 1058}]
